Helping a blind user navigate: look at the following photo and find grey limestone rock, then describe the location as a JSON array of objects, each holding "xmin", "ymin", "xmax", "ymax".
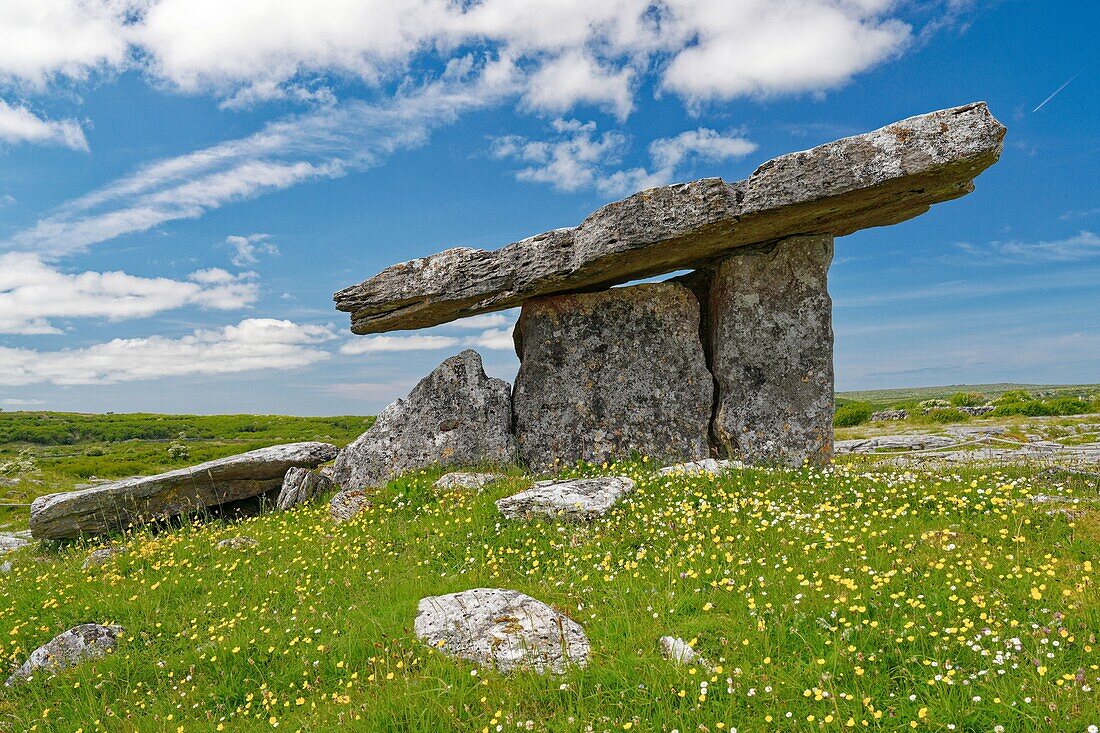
[
  {"xmin": 433, "ymin": 472, "xmax": 504, "ymax": 491},
  {"xmin": 871, "ymin": 409, "xmax": 908, "ymax": 421},
  {"xmin": 276, "ymin": 467, "xmax": 333, "ymax": 510},
  {"xmin": 496, "ymin": 477, "xmax": 635, "ymax": 521},
  {"xmin": 834, "ymin": 435, "xmax": 957, "ymax": 454},
  {"xmin": 331, "ymin": 350, "xmax": 516, "ymax": 489},
  {"xmin": 688, "ymin": 235, "xmax": 835, "ymax": 466},
  {"xmin": 29, "ymin": 442, "xmax": 338, "ymax": 540},
  {"xmin": 6, "ymin": 624, "xmax": 124, "ymax": 686},
  {"xmin": 657, "ymin": 458, "xmax": 743, "ymax": 477},
  {"xmin": 336, "ymin": 103, "xmax": 1005, "ymax": 334},
  {"xmin": 329, "ymin": 489, "xmax": 371, "ymax": 525},
  {"xmin": 658, "ymin": 636, "xmax": 713, "ymax": 671},
  {"xmin": 0, "ymin": 531, "xmax": 30, "ymax": 554},
  {"xmin": 512, "ymin": 283, "xmax": 712, "ymax": 472},
  {"xmin": 217, "ymin": 536, "xmax": 258, "ymax": 550},
  {"xmin": 415, "ymin": 588, "xmax": 589, "ymax": 674},
  {"xmin": 82, "ymin": 547, "xmax": 125, "ymax": 570}
]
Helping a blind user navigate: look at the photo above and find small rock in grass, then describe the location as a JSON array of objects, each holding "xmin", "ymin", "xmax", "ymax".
[
  {"xmin": 657, "ymin": 458, "xmax": 743, "ymax": 477},
  {"xmin": 0, "ymin": 561, "xmax": 10, "ymax": 574},
  {"xmin": 217, "ymin": 536, "xmax": 258, "ymax": 550},
  {"xmin": 0, "ymin": 531, "xmax": 30, "ymax": 554},
  {"xmin": 6, "ymin": 624, "xmax": 123, "ymax": 686},
  {"xmin": 496, "ymin": 477, "xmax": 635, "ymax": 521},
  {"xmin": 658, "ymin": 635, "xmax": 713, "ymax": 671},
  {"xmin": 276, "ymin": 467, "xmax": 333, "ymax": 511},
  {"xmin": 433, "ymin": 472, "xmax": 504, "ymax": 491},
  {"xmin": 329, "ymin": 489, "xmax": 371, "ymax": 525},
  {"xmin": 82, "ymin": 547, "xmax": 125, "ymax": 570},
  {"xmin": 415, "ymin": 588, "xmax": 589, "ymax": 674}
]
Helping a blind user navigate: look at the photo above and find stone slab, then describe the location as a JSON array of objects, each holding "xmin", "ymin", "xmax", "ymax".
[{"xmin": 336, "ymin": 103, "xmax": 1004, "ymax": 333}]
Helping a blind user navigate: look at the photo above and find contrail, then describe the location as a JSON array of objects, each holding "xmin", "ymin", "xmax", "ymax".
[{"xmin": 1033, "ymin": 69, "xmax": 1085, "ymax": 112}]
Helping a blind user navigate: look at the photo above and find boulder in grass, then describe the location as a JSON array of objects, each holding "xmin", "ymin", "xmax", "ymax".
[
  {"xmin": 329, "ymin": 489, "xmax": 371, "ymax": 525},
  {"xmin": 433, "ymin": 472, "xmax": 504, "ymax": 492},
  {"xmin": 332, "ymin": 350, "xmax": 516, "ymax": 490},
  {"xmin": 496, "ymin": 476, "xmax": 635, "ymax": 521},
  {"xmin": 415, "ymin": 588, "xmax": 589, "ymax": 674},
  {"xmin": 276, "ymin": 467, "xmax": 333, "ymax": 510},
  {"xmin": 658, "ymin": 635, "xmax": 713, "ymax": 671},
  {"xmin": 657, "ymin": 459, "xmax": 743, "ymax": 477},
  {"xmin": 6, "ymin": 624, "xmax": 123, "ymax": 686},
  {"xmin": 29, "ymin": 442, "xmax": 338, "ymax": 540},
  {"xmin": 217, "ymin": 536, "xmax": 258, "ymax": 550},
  {"xmin": 82, "ymin": 547, "xmax": 125, "ymax": 570}
]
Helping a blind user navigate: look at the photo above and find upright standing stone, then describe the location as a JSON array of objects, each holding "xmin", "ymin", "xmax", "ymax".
[
  {"xmin": 331, "ymin": 350, "xmax": 516, "ymax": 489},
  {"xmin": 512, "ymin": 282, "xmax": 713, "ymax": 472},
  {"xmin": 694, "ymin": 235, "xmax": 835, "ymax": 465}
]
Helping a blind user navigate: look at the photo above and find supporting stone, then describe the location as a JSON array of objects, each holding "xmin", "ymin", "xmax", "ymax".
[
  {"xmin": 512, "ymin": 282, "xmax": 713, "ymax": 472},
  {"xmin": 691, "ymin": 235, "xmax": 835, "ymax": 466}
]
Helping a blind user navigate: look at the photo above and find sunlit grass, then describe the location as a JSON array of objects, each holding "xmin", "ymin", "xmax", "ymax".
[{"xmin": 1, "ymin": 457, "xmax": 1097, "ymax": 732}]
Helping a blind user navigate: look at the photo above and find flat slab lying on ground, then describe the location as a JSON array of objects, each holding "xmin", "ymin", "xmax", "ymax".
[
  {"xmin": 335, "ymin": 102, "xmax": 1005, "ymax": 333},
  {"xmin": 29, "ymin": 442, "xmax": 337, "ymax": 540}
]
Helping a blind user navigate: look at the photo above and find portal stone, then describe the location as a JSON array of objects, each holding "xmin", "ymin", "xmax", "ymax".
[
  {"xmin": 512, "ymin": 282, "xmax": 713, "ymax": 472},
  {"xmin": 692, "ymin": 235, "xmax": 835, "ymax": 466}
]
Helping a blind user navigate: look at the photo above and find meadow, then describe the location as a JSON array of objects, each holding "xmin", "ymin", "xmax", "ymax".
[{"xmin": 0, "ymin": 414, "xmax": 1098, "ymax": 732}]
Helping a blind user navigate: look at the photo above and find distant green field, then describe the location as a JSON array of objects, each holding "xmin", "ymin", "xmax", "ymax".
[
  {"xmin": 0, "ymin": 412, "xmax": 372, "ymax": 531},
  {"xmin": 837, "ymin": 382, "xmax": 1100, "ymax": 408}
]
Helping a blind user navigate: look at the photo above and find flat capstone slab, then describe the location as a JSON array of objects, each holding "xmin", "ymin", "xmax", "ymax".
[
  {"xmin": 336, "ymin": 103, "xmax": 1005, "ymax": 334},
  {"xmin": 496, "ymin": 476, "xmax": 635, "ymax": 521},
  {"xmin": 415, "ymin": 588, "xmax": 589, "ymax": 674}
]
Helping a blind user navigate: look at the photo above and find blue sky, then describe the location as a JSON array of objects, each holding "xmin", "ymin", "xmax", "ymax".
[{"xmin": 0, "ymin": 0, "xmax": 1096, "ymax": 415}]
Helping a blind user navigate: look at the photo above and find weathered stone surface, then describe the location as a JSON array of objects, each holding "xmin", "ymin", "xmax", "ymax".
[
  {"xmin": 496, "ymin": 477, "xmax": 635, "ymax": 521},
  {"xmin": 658, "ymin": 636, "xmax": 712, "ymax": 670},
  {"xmin": 688, "ymin": 235, "xmax": 834, "ymax": 466},
  {"xmin": 433, "ymin": 472, "xmax": 504, "ymax": 491},
  {"xmin": 415, "ymin": 588, "xmax": 589, "ymax": 674},
  {"xmin": 6, "ymin": 624, "xmax": 123, "ymax": 686},
  {"xmin": 0, "ymin": 530, "xmax": 30, "ymax": 554},
  {"xmin": 958, "ymin": 405, "xmax": 995, "ymax": 416},
  {"xmin": 871, "ymin": 409, "xmax": 908, "ymax": 421},
  {"xmin": 217, "ymin": 536, "xmax": 258, "ymax": 550},
  {"xmin": 276, "ymin": 467, "xmax": 333, "ymax": 510},
  {"xmin": 513, "ymin": 283, "xmax": 713, "ymax": 471},
  {"xmin": 332, "ymin": 350, "xmax": 516, "ymax": 489},
  {"xmin": 336, "ymin": 103, "xmax": 1005, "ymax": 334},
  {"xmin": 835, "ymin": 435, "xmax": 957, "ymax": 454},
  {"xmin": 82, "ymin": 547, "xmax": 124, "ymax": 570},
  {"xmin": 657, "ymin": 459, "xmax": 743, "ymax": 477},
  {"xmin": 29, "ymin": 442, "xmax": 338, "ymax": 541},
  {"xmin": 329, "ymin": 489, "xmax": 371, "ymax": 525}
]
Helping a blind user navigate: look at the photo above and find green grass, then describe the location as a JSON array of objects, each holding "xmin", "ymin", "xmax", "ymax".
[
  {"xmin": 836, "ymin": 383, "xmax": 1100, "ymax": 409},
  {"xmin": 0, "ymin": 413, "xmax": 371, "ymax": 531},
  {"xmin": 1, "ymin": 451, "xmax": 1098, "ymax": 731}
]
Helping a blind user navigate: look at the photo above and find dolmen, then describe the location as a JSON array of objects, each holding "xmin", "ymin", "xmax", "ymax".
[
  {"xmin": 30, "ymin": 442, "xmax": 337, "ymax": 540},
  {"xmin": 334, "ymin": 103, "xmax": 1005, "ymax": 472}
]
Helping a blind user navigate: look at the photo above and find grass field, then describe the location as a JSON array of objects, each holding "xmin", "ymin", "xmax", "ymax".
[
  {"xmin": 0, "ymin": 413, "xmax": 1097, "ymax": 731},
  {"xmin": 836, "ymin": 383, "xmax": 1100, "ymax": 409}
]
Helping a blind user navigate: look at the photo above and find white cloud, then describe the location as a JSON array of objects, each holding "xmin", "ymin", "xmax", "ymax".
[
  {"xmin": 451, "ymin": 312, "xmax": 514, "ymax": 329},
  {"xmin": 4, "ymin": 57, "xmax": 520, "ymax": 255},
  {"xmin": 339, "ymin": 334, "xmax": 461, "ymax": 355},
  {"xmin": 1, "ymin": 0, "xmax": 917, "ymax": 109},
  {"xmin": 0, "ymin": 0, "xmax": 134, "ymax": 87},
  {"xmin": 492, "ymin": 119, "xmax": 757, "ymax": 197},
  {"xmin": 226, "ymin": 233, "xmax": 279, "ymax": 266},
  {"xmin": 648, "ymin": 128, "xmax": 757, "ymax": 170},
  {"xmin": 0, "ymin": 98, "xmax": 87, "ymax": 150},
  {"xmin": 981, "ymin": 231, "xmax": 1100, "ymax": 263},
  {"xmin": 0, "ymin": 318, "xmax": 335, "ymax": 386},
  {"xmin": 0, "ymin": 398, "xmax": 45, "ymax": 406},
  {"xmin": 659, "ymin": 0, "xmax": 910, "ymax": 103},
  {"xmin": 523, "ymin": 51, "xmax": 635, "ymax": 121},
  {"xmin": 0, "ymin": 253, "xmax": 258, "ymax": 334},
  {"xmin": 465, "ymin": 326, "xmax": 515, "ymax": 351}
]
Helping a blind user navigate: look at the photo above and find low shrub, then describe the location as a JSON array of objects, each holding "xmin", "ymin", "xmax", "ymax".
[
  {"xmin": 949, "ymin": 391, "xmax": 987, "ymax": 407},
  {"xmin": 834, "ymin": 402, "xmax": 874, "ymax": 427},
  {"xmin": 925, "ymin": 407, "xmax": 970, "ymax": 424}
]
